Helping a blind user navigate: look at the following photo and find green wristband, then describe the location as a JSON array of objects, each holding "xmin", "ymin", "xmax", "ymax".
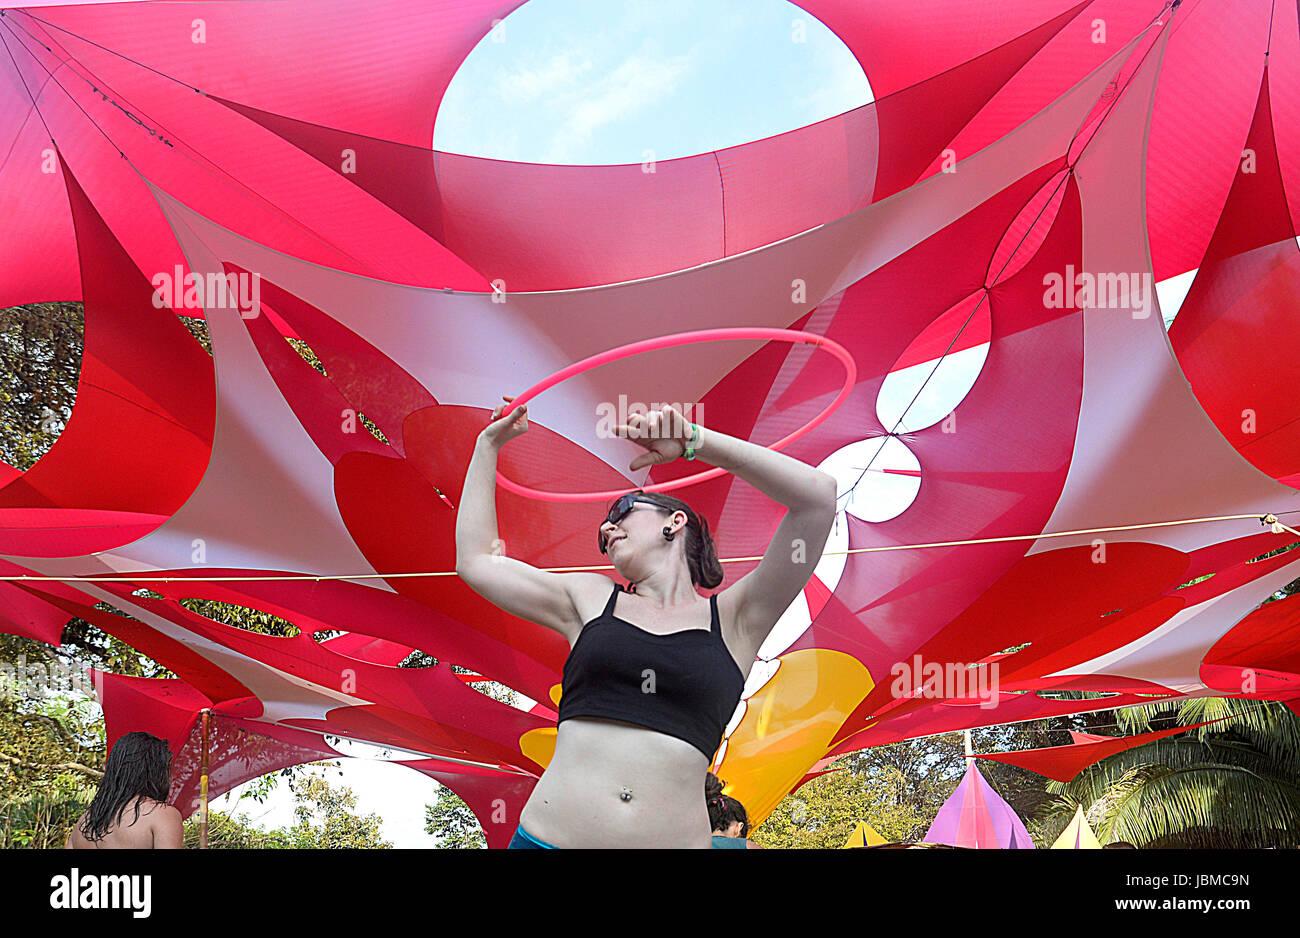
[{"xmin": 684, "ymin": 422, "xmax": 701, "ymax": 461}]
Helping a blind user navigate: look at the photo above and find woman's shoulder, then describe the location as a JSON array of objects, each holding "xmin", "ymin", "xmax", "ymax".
[
  {"xmin": 710, "ymin": 835, "xmax": 748, "ymax": 849},
  {"xmin": 65, "ymin": 814, "xmax": 90, "ymax": 848},
  {"xmin": 144, "ymin": 797, "xmax": 182, "ymax": 819},
  {"xmin": 125, "ymin": 796, "xmax": 179, "ymax": 825}
]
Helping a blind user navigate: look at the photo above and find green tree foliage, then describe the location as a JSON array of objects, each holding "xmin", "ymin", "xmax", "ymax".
[
  {"xmin": 0, "ymin": 789, "xmax": 92, "ymax": 848},
  {"xmin": 1036, "ymin": 698, "xmax": 1300, "ymax": 848},
  {"xmin": 177, "ymin": 315, "xmax": 213, "ymax": 356},
  {"xmin": 754, "ymin": 727, "xmax": 1054, "ymax": 847},
  {"xmin": 285, "ymin": 773, "xmax": 391, "ymax": 848},
  {"xmin": 755, "ymin": 756, "xmax": 937, "ymax": 848},
  {"xmin": 0, "ymin": 302, "xmax": 82, "ymax": 471},
  {"xmin": 424, "ymin": 789, "xmax": 486, "ymax": 848},
  {"xmin": 753, "ymin": 705, "xmax": 1150, "ymax": 848},
  {"xmin": 182, "ymin": 772, "xmax": 391, "ymax": 849},
  {"xmin": 0, "ymin": 649, "xmax": 105, "ymax": 800},
  {"xmin": 59, "ymin": 602, "xmax": 178, "ymax": 679},
  {"xmin": 0, "ymin": 650, "xmax": 106, "ymax": 848},
  {"xmin": 174, "ymin": 597, "xmax": 306, "ymax": 638},
  {"xmin": 182, "ymin": 808, "xmax": 293, "ymax": 849}
]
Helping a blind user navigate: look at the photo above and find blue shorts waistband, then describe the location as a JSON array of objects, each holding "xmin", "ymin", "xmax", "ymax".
[{"xmin": 509, "ymin": 825, "xmax": 560, "ymax": 849}]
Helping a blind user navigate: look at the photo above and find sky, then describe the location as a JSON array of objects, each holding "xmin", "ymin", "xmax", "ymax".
[
  {"xmin": 180, "ymin": 0, "xmax": 1195, "ymax": 846},
  {"xmin": 432, "ymin": 0, "xmax": 872, "ymax": 164},
  {"xmin": 219, "ymin": 739, "xmax": 446, "ymax": 848}
]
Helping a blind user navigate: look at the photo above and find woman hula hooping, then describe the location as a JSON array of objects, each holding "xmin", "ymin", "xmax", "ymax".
[{"xmin": 455, "ymin": 397, "xmax": 836, "ymax": 848}]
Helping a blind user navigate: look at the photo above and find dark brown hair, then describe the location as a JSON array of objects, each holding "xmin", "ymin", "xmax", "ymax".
[
  {"xmin": 80, "ymin": 731, "xmax": 172, "ymax": 841},
  {"xmin": 705, "ymin": 772, "xmax": 749, "ymax": 836},
  {"xmin": 615, "ymin": 490, "xmax": 723, "ymax": 589}
]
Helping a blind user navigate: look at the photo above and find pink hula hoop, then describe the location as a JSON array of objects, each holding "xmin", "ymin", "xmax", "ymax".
[{"xmin": 494, "ymin": 327, "xmax": 857, "ymax": 503}]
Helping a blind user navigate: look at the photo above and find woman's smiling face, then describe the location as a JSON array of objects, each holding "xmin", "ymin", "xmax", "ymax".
[
  {"xmin": 597, "ymin": 494, "xmax": 691, "ymax": 583},
  {"xmin": 599, "ymin": 502, "xmax": 665, "ymax": 559}
]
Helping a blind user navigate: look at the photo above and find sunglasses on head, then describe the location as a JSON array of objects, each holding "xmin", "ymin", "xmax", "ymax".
[{"xmin": 597, "ymin": 493, "xmax": 666, "ymax": 554}]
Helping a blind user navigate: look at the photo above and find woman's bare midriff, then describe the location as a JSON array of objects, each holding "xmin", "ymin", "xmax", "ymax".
[{"xmin": 518, "ymin": 717, "xmax": 714, "ymax": 848}]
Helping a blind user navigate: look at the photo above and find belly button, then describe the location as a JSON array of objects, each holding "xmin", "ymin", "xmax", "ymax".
[{"xmin": 619, "ymin": 786, "xmax": 633, "ymax": 802}]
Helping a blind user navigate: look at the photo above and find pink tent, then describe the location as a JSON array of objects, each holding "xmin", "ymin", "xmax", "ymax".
[{"xmin": 924, "ymin": 763, "xmax": 1035, "ymax": 849}]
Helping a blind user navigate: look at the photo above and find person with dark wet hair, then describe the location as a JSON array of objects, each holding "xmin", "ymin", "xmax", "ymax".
[
  {"xmin": 65, "ymin": 731, "xmax": 183, "ymax": 849},
  {"xmin": 458, "ymin": 398, "xmax": 836, "ymax": 847}
]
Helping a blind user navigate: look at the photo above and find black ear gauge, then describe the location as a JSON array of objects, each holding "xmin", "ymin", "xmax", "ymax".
[{"xmin": 662, "ymin": 525, "xmax": 676, "ymax": 541}]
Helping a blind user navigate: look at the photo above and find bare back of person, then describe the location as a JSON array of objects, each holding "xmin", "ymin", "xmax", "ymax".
[
  {"xmin": 518, "ymin": 573, "xmax": 755, "ymax": 849},
  {"xmin": 66, "ymin": 796, "xmax": 184, "ymax": 849}
]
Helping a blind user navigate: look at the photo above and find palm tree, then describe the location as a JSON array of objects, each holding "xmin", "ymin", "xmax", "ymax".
[{"xmin": 1036, "ymin": 697, "xmax": 1300, "ymax": 848}]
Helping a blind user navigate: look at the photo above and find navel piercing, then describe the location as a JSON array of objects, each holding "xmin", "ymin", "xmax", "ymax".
[{"xmin": 619, "ymin": 787, "xmax": 633, "ymax": 802}]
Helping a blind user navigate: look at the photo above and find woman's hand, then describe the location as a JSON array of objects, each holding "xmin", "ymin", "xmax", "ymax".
[
  {"xmin": 480, "ymin": 395, "xmax": 529, "ymax": 448},
  {"xmin": 616, "ymin": 403, "xmax": 696, "ymax": 471}
]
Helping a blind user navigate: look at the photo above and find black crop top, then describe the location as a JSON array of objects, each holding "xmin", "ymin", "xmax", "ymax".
[{"xmin": 556, "ymin": 582, "xmax": 747, "ymax": 759}]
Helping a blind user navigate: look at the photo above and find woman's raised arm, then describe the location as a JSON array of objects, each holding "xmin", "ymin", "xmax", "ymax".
[
  {"xmin": 454, "ymin": 399, "xmax": 600, "ymax": 640},
  {"xmin": 621, "ymin": 405, "xmax": 837, "ymax": 651}
]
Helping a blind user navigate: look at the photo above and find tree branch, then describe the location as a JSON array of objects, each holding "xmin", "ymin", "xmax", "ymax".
[
  {"xmin": 0, "ymin": 749, "xmax": 103, "ymax": 779},
  {"xmin": 19, "ymin": 712, "xmax": 78, "ymax": 749},
  {"xmin": 36, "ymin": 645, "xmax": 97, "ymax": 697}
]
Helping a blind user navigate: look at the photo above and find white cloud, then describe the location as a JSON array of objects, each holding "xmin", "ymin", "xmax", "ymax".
[
  {"xmin": 496, "ymin": 52, "xmax": 595, "ymax": 104},
  {"xmin": 544, "ymin": 41, "xmax": 699, "ymax": 162},
  {"xmin": 436, "ymin": 0, "xmax": 869, "ymax": 163},
  {"xmin": 792, "ymin": 41, "xmax": 873, "ymax": 118}
]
